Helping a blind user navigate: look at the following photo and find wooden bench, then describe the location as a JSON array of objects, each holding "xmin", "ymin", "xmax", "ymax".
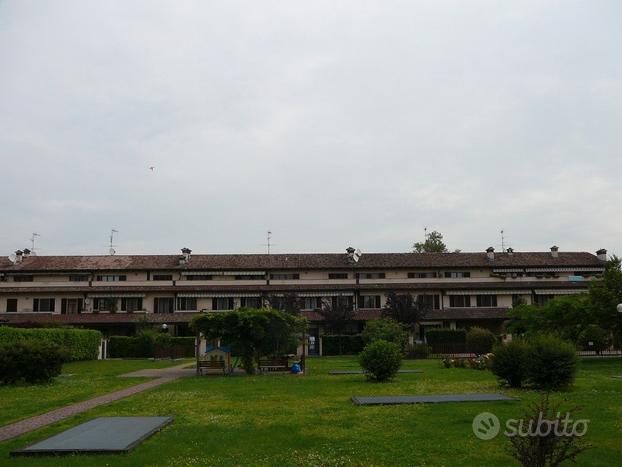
[
  {"xmin": 198, "ymin": 359, "xmax": 226, "ymax": 375},
  {"xmin": 258, "ymin": 357, "xmax": 289, "ymax": 373}
]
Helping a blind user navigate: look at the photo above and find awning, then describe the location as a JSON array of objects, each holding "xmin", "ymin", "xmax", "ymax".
[
  {"xmin": 534, "ymin": 289, "xmax": 587, "ymax": 295},
  {"xmin": 445, "ymin": 290, "xmax": 519, "ymax": 295},
  {"xmin": 525, "ymin": 267, "xmax": 604, "ymax": 273},
  {"xmin": 492, "ymin": 268, "xmax": 525, "ymax": 273},
  {"xmin": 180, "ymin": 271, "xmax": 265, "ymax": 276},
  {"xmin": 88, "ymin": 293, "xmax": 145, "ymax": 298},
  {"xmin": 177, "ymin": 293, "xmax": 261, "ymax": 298},
  {"xmin": 298, "ymin": 292, "xmax": 354, "ymax": 297}
]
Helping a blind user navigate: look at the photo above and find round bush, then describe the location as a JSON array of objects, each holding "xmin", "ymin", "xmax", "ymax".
[
  {"xmin": 525, "ymin": 335, "xmax": 577, "ymax": 390},
  {"xmin": 358, "ymin": 340, "xmax": 402, "ymax": 382},
  {"xmin": 466, "ymin": 327, "xmax": 496, "ymax": 355},
  {"xmin": 490, "ymin": 340, "xmax": 529, "ymax": 388},
  {"xmin": 0, "ymin": 340, "xmax": 67, "ymax": 385}
]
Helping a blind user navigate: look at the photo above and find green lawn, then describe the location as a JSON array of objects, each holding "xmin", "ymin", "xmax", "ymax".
[
  {"xmin": 0, "ymin": 359, "xmax": 188, "ymax": 426},
  {"xmin": 1, "ymin": 357, "xmax": 621, "ymax": 466}
]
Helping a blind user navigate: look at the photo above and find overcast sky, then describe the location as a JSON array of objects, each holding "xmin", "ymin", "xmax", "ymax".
[{"xmin": 0, "ymin": 1, "xmax": 621, "ymax": 257}]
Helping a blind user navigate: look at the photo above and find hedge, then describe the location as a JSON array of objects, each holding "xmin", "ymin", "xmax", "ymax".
[
  {"xmin": 425, "ymin": 328, "xmax": 467, "ymax": 353},
  {"xmin": 0, "ymin": 326, "xmax": 101, "ymax": 361},
  {"xmin": 322, "ymin": 335, "xmax": 365, "ymax": 355},
  {"xmin": 0, "ymin": 340, "xmax": 67, "ymax": 385},
  {"xmin": 108, "ymin": 335, "xmax": 195, "ymax": 358}
]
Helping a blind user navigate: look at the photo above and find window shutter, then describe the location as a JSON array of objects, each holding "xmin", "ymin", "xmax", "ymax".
[
  {"xmin": 33, "ymin": 298, "xmax": 39, "ymax": 312},
  {"xmin": 121, "ymin": 298, "xmax": 127, "ymax": 311},
  {"xmin": 61, "ymin": 299, "xmax": 67, "ymax": 314},
  {"xmin": 78, "ymin": 299, "xmax": 83, "ymax": 313},
  {"xmin": 375, "ymin": 296, "xmax": 381, "ymax": 308},
  {"xmin": 212, "ymin": 298, "xmax": 217, "ymax": 310}
]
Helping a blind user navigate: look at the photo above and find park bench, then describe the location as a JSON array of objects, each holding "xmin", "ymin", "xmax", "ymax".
[
  {"xmin": 198, "ymin": 359, "xmax": 226, "ymax": 375},
  {"xmin": 258, "ymin": 357, "xmax": 289, "ymax": 373}
]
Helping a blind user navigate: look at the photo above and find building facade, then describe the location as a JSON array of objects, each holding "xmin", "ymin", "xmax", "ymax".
[{"xmin": 0, "ymin": 247, "xmax": 607, "ymax": 345}]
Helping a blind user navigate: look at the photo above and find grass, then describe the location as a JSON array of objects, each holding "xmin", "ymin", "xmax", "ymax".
[
  {"xmin": 1, "ymin": 357, "xmax": 621, "ymax": 465},
  {"xmin": 0, "ymin": 359, "xmax": 188, "ymax": 426}
]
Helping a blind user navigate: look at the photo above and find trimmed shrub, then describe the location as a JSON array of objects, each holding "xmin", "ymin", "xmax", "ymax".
[
  {"xmin": 425, "ymin": 328, "xmax": 467, "ymax": 353},
  {"xmin": 577, "ymin": 325, "xmax": 611, "ymax": 354},
  {"xmin": 0, "ymin": 327, "xmax": 101, "ymax": 361},
  {"xmin": 0, "ymin": 340, "xmax": 67, "ymax": 384},
  {"xmin": 490, "ymin": 340, "xmax": 529, "ymax": 388},
  {"xmin": 406, "ymin": 343, "xmax": 431, "ymax": 359},
  {"xmin": 525, "ymin": 335, "xmax": 577, "ymax": 390},
  {"xmin": 109, "ymin": 334, "xmax": 195, "ymax": 358},
  {"xmin": 361, "ymin": 319, "xmax": 407, "ymax": 348},
  {"xmin": 321, "ymin": 335, "xmax": 365, "ymax": 355},
  {"xmin": 466, "ymin": 327, "xmax": 496, "ymax": 355},
  {"xmin": 359, "ymin": 340, "xmax": 402, "ymax": 382}
]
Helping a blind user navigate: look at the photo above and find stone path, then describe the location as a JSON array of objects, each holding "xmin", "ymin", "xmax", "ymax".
[{"xmin": 0, "ymin": 363, "xmax": 193, "ymax": 443}]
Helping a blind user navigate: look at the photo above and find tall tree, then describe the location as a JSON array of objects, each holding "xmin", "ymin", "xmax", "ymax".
[
  {"xmin": 413, "ymin": 230, "xmax": 448, "ymax": 253},
  {"xmin": 265, "ymin": 293, "xmax": 304, "ymax": 316},
  {"xmin": 381, "ymin": 292, "xmax": 429, "ymax": 333},
  {"xmin": 318, "ymin": 297, "xmax": 354, "ymax": 334},
  {"xmin": 589, "ymin": 255, "xmax": 622, "ymax": 342}
]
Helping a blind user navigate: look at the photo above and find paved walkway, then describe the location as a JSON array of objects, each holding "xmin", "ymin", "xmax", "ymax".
[{"xmin": 0, "ymin": 363, "xmax": 194, "ymax": 443}]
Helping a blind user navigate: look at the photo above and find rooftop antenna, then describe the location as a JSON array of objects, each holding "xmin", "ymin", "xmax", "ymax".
[
  {"xmin": 424, "ymin": 226, "xmax": 428, "ymax": 241},
  {"xmin": 109, "ymin": 229, "xmax": 118, "ymax": 256},
  {"xmin": 500, "ymin": 229, "xmax": 505, "ymax": 252},
  {"xmin": 30, "ymin": 233, "xmax": 40, "ymax": 252},
  {"xmin": 264, "ymin": 230, "xmax": 273, "ymax": 255}
]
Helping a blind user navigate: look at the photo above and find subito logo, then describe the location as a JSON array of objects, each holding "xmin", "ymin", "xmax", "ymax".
[{"xmin": 472, "ymin": 412, "xmax": 500, "ymax": 440}]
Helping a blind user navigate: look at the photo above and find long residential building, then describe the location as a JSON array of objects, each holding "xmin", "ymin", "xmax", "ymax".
[{"xmin": 0, "ymin": 246, "xmax": 607, "ymax": 348}]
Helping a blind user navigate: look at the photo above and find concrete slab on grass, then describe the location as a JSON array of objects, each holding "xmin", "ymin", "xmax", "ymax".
[
  {"xmin": 329, "ymin": 370, "xmax": 422, "ymax": 375},
  {"xmin": 12, "ymin": 416, "xmax": 173, "ymax": 456},
  {"xmin": 351, "ymin": 393, "xmax": 517, "ymax": 405}
]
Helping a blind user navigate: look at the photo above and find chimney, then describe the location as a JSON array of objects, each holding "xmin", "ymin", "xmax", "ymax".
[
  {"xmin": 14, "ymin": 250, "xmax": 23, "ymax": 263},
  {"xmin": 23, "ymin": 248, "xmax": 31, "ymax": 258},
  {"xmin": 506, "ymin": 247, "xmax": 514, "ymax": 256},
  {"xmin": 596, "ymin": 248, "xmax": 607, "ymax": 261},
  {"xmin": 486, "ymin": 247, "xmax": 495, "ymax": 261},
  {"xmin": 181, "ymin": 247, "xmax": 192, "ymax": 261},
  {"xmin": 550, "ymin": 246, "xmax": 559, "ymax": 258}
]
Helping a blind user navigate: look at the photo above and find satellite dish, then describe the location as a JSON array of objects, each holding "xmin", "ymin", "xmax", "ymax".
[
  {"xmin": 353, "ymin": 249, "xmax": 362, "ymax": 262},
  {"xmin": 109, "ymin": 248, "xmax": 116, "ymax": 256},
  {"xmin": 8, "ymin": 254, "xmax": 16, "ymax": 263}
]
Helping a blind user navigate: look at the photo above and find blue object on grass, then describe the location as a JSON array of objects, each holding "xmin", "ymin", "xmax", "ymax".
[{"xmin": 291, "ymin": 363, "xmax": 301, "ymax": 374}]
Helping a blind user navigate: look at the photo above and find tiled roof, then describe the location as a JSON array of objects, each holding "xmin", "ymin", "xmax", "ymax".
[{"xmin": 0, "ymin": 251, "xmax": 604, "ymax": 272}]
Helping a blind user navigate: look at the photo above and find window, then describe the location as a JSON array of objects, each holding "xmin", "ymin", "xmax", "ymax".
[
  {"xmin": 331, "ymin": 296, "xmax": 353, "ymax": 310},
  {"xmin": 69, "ymin": 275, "xmax": 89, "ymax": 282},
  {"xmin": 154, "ymin": 297, "xmax": 174, "ymax": 314},
  {"xmin": 417, "ymin": 294, "xmax": 441, "ymax": 310},
  {"xmin": 270, "ymin": 273, "xmax": 300, "ymax": 280},
  {"xmin": 121, "ymin": 297, "xmax": 143, "ymax": 312},
  {"xmin": 444, "ymin": 271, "xmax": 471, "ymax": 279},
  {"xmin": 534, "ymin": 295, "xmax": 554, "ymax": 306},
  {"xmin": 14, "ymin": 275, "xmax": 33, "ymax": 282},
  {"xmin": 360, "ymin": 272, "xmax": 386, "ymax": 279},
  {"xmin": 408, "ymin": 272, "xmax": 438, "ymax": 278},
  {"xmin": 6, "ymin": 298, "xmax": 17, "ymax": 312},
  {"xmin": 185, "ymin": 275, "xmax": 213, "ymax": 281},
  {"xmin": 360, "ymin": 295, "xmax": 381, "ymax": 308},
  {"xmin": 153, "ymin": 274, "xmax": 173, "ymax": 281},
  {"xmin": 176, "ymin": 297, "xmax": 197, "ymax": 311},
  {"xmin": 93, "ymin": 298, "xmax": 117, "ymax": 311},
  {"xmin": 33, "ymin": 298, "xmax": 55, "ymax": 312},
  {"xmin": 449, "ymin": 295, "xmax": 471, "ymax": 307},
  {"xmin": 212, "ymin": 297, "xmax": 234, "ymax": 310},
  {"xmin": 61, "ymin": 298, "xmax": 83, "ymax": 314},
  {"xmin": 240, "ymin": 297, "xmax": 262, "ymax": 308},
  {"xmin": 235, "ymin": 275, "xmax": 264, "ymax": 280},
  {"xmin": 96, "ymin": 275, "xmax": 127, "ymax": 282},
  {"xmin": 476, "ymin": 295, "xmax": 498, "ymax": 307},
  {"xmin": 328, "ymin": 273, "xmax": 348, "ymax": 279},
  {"xmin": 303, "ymin": 297, "xmax": 321, "ymax": 310}
]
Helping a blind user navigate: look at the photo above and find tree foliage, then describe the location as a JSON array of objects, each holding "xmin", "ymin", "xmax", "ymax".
[
  {"xmin": 361, "ymin": 318, "xmax": 407, "ymax": 349},
  {"xmin": 381, "ymin": 292, "xmax": 429, "ymax": 331},
  {"xmin": 589, "ymin": 255, "xmax": 622, "ymax": 339},
  {"xmin": 191, "ymin": 308, "xmax": 306, "ymax": 374},
  {"xmin": 413, "ymin": 230, "xmax": 448, "ymax": 253},
  {"xmin": 265, "ymin": 293, "xmax": 304, "ymax": 316},
  {"xmin": 318, "ymin": 298, "xmax": 354, "ymax": 334}
]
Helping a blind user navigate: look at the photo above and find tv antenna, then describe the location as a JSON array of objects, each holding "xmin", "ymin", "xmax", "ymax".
[
  {"xmin": 500, "ymin": 229, "xmax": 505, "ymax": 252},
  {"xmin": 109, "ymin": 229, "xmax": 118, "ymax": 256},
  {"xmin": 30, "ymin": 233, "xmax": 40, "ymax": 252},
  {"xmin": 264, "ymin": 230, "xmax": 273, "ymax": 255},
  {"xmin": 424, "ymin": 226, "xmax": 428, "ymax": 241}
]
